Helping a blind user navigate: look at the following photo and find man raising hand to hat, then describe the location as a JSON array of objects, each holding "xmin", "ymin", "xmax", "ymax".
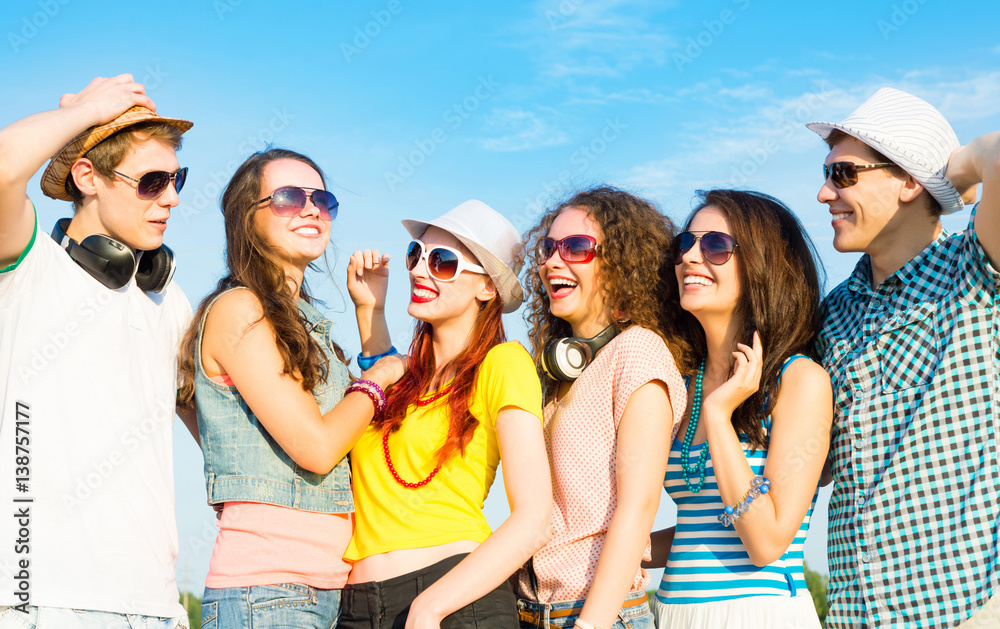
[
  {"xmin": 809, "ymin": 89, "xmax": 999, "ymax": 628},
  {"xmin": 0, "ymin": 75, "xmax": 194, "ymax": 628}
]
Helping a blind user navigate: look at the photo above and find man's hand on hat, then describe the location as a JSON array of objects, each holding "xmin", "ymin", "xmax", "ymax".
[{"xmin": 58, "ymin": 74, "xmax": 157, "ymax": 126}]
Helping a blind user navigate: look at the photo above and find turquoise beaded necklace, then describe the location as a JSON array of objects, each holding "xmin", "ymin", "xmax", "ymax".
[{"xmin": 680, "ymin": 359, "xmax": 710, "ymax": 493}]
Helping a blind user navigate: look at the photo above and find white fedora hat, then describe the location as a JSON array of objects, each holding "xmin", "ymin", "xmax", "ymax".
[
  {"xmin": 807, "ymin": 87, "xmax": 964, "ymax": 215},
  {"xmin": 402, "ymin": 200, "xmax": 525, "ymax": 314}
]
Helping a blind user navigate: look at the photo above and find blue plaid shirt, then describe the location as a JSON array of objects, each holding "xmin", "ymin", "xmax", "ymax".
[{"xmin": 818, "ymin": 207, "xmax": 999, "ymax": 628}]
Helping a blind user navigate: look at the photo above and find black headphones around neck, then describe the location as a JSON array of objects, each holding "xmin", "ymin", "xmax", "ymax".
[
  {"xmin": 541, "ymin": 324, "xmax": 620, "ymax": 382},
  {"xmin": 51, "ymin": 218, "xmax": 175, "ymax": 293}
]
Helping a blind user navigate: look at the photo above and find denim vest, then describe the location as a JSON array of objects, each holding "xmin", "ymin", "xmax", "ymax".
[{"xmin": 195, "ymin": 288, "xmax": 353, "ymax": 513}]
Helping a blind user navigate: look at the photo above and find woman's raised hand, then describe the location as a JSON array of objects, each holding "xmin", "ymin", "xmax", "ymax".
[
  {"xmin": 703, "ymin": 331, "xmax": 764, "ymax": 418},
  {"xmin": 347, "ymin": 249, "xmax": 390, "ymax": 311}
]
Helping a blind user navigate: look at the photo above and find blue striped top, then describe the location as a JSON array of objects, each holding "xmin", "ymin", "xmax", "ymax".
[{"xmin": 655, "ymin": 356, "xmax": 819, "ymax": 605}]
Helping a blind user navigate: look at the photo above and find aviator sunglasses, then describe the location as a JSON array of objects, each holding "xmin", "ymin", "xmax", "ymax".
[
  {"xmin": 406, "ymin": 240, "xmax": 486, "ymax": 282},
  {"xmin": 113, "ymin": 167, "xmax": 188, "ymax": 200},
  {"xmin": 537, "ymin": 234, "xmax": 601, "ymax": 264},
  {"xmin": 673, "ymin": 231, "xmax": 738, "ymax": 265},
  {"xmin": 823, "ymin": 161, "xmax": 895, "ymax": 189},
  {"xmin": 256, "ymin": 186, "xmax": 339, "ymax": 221}
]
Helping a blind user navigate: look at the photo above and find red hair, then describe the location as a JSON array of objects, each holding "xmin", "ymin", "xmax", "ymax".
[{"xmin": 377, "ymin": 296, "xmax": 505, "ymax": 465}]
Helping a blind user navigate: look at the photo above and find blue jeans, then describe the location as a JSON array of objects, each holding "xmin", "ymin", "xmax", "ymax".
[
  {"xmin": 201, "ymin": 583, "xmax": 340, "ymax": 629},
  {"xmin": 516, "ymin": 590, "xmax": 654, "ymax": 629},
  {"xmin": 0, "ymin": 606, "xmax": 187, "ymax": 628}
]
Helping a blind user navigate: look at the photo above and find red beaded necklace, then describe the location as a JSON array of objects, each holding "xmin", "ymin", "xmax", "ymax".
[{"xmin": 382, "ymin": 387, "xmax": 452, "ymax": 489}]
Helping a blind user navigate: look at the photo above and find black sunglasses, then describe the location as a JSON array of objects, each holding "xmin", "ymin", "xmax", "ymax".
[
  {"xmin": 257, "ymin": 186, "xmax": 338, "ymax": 221},
  {"xmin": 673, "ymin": 231, "xmax": 738, "ymax": 265},
  {"xmin": 823, "ymin": 161, "xmax": 895, "ymax": 189},
  {"xmin": 113, "ymin": 167, "xmax": 188, "ymax": 200},
  {"xmin": 537, "ymin": 235, "xmax": 600, "ymax": 264}
]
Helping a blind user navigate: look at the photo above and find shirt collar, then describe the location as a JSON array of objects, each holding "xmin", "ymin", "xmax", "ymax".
[{"xmin": 847, "ymin": 228, "xmax": 950, "ymax": 298}]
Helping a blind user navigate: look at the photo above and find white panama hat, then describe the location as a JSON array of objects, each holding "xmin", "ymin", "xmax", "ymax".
[
  {"xmin": 402, "ymin": 200, "xmax": 525, "ymax": 314},
  {"xmin": 807, "ymin": 87, "xmax": 964, "ymax": 215}
]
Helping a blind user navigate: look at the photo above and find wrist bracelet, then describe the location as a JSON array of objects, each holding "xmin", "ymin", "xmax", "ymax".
[
  {"xmin": 346, "ymin": 379, "xmax": 387, "ymax": 419},
  {"xmin": 345, "ymin": 383, "xmax": 383, "ymax": 419},
  {"xmin": 718, "ymin": 475, "xmax": 770, "ymax": 527},
  {"xmin": 356, "ymin": 378, "xmax": 387, "ymax": 416},
  {"xmin": 356, "ymin": 346, "xmax": 398, "ymax": 371}
]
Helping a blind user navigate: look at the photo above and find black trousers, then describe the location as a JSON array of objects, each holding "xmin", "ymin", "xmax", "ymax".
[{"xmin": 339, "ymin": 554, "xmax": 519, "ymax": 629}]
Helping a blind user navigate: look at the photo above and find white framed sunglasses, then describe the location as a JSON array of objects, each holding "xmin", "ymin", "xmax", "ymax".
[{"xmin": 405, "ymin": 239, "xmax": 486, "ymax": 282}]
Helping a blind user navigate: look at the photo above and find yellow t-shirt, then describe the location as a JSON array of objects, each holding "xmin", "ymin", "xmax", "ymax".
[{"xmin": 345, "ymin": 341, "xmax": 543, "ymax": 561}]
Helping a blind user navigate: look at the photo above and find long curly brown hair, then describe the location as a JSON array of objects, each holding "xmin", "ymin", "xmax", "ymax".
[
  {"xmin": 523, "ymin": 186, "xmax": 690, "ymax": 403},
  {"xmin": 662, "ymin": 189, "xmax": 824, "ymax": 450},
  {"xmin": 177, "ymin": 148, "xmax": 348, "ymax": 408}
]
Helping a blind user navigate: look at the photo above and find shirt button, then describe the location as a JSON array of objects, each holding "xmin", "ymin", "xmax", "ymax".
[
  {"xmin": 856, "ymin": 497, "xmax": 866, "ymax": 508},
  {"xmin": 861, "ymin": 552, "xmax": 871, "ymax": 563},
  {"xmin": 854, "ymin": 439, "xmax": 863, "ymax": 450}
]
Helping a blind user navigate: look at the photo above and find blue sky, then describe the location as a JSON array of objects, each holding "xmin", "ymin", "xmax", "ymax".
[{"xmin": 3, "ymin": 0, "xmax": 998, "ymax": 592}]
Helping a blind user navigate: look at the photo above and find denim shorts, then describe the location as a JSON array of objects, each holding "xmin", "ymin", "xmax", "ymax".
[
  {"xmin": 338, "ymin": 554, "xmax": 519, "ymax": 629},
  {"xmin": 0, "ymin": 606, "xmax": 187, "ymax": 629},
  {"xmin": 201, "ymin": 583, "xmax": 340, "ymax": 629},
  {"xmin": 516, "ymin": 590, "xmax": 654, "ymax": 629}
]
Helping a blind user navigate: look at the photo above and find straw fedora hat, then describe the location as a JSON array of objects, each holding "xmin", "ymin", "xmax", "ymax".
[
  {"xmin": 41, "ymin": 106, "xmax": 193, "ymax": 201},
  {"xmin": 402, "ymin": 200, "xmax": 525, "ymax": 314},
  {"xmin": 807, "ymin": 87, "xmax": 964, "ymax": 215}
]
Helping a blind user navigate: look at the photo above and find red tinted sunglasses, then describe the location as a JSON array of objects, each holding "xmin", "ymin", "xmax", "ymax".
[{"xmin": 537, "ymin": 235, "xmax": 601, "ymax": 264}]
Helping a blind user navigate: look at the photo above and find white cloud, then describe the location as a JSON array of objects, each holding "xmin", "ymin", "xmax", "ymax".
[
  {"xmin": 894, "ymin": 71, "xmax": 1000, "ymax": 122},
  {"xmin": 478, "ymin": 108, "xmax": 570, "ymax": 152},
  {"xmin": 505, "ymin": 0, "xmax": 679, "ymax": 83}
]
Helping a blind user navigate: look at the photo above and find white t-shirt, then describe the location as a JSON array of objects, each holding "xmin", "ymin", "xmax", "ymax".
[{"xmin": 0, "ymin": 214, "xmax": 191, "ymax": 617}]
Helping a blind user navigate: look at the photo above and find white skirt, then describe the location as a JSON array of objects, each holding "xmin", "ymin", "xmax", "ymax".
[{"xmin": 652, "ymin": 594, "xmax": 822, "ymax": 629}]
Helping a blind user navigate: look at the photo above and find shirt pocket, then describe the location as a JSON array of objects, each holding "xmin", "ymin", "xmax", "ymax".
[{"xmin": 877, "ymin": 301, "xmax": 939, "ymax": 393}]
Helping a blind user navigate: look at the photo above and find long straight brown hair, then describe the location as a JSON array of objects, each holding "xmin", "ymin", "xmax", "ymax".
[
  {"xmin": 177, "ymin": 148, "xmax": 347, "ymax": 407},
  {"xmin": 663, "ymin": 189, "xmax": 824, "ymax": 450}
]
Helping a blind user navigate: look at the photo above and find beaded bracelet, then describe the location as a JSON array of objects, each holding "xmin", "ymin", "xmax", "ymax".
[
  {"xmin": 718, "ymin": 475, "xmax": 770, "ymax": 527},
  {"xmin": 355, "ymin": 379, "xmax": 387, "ymax": 416},
  {"xmin": 356, "ymin": 346, "xmax": 399, "ymax": 371},
  {"xmin": 346, "ymin": 379, "xmax": 387, "ymax": 419}
]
